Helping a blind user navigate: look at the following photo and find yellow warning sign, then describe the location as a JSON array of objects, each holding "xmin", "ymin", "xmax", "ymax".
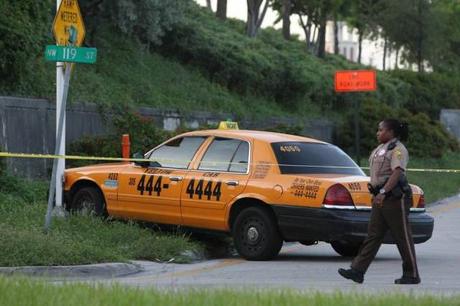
[{"xmin": 52, "ymin": 0, "xmax": 86, "ymax": 46}]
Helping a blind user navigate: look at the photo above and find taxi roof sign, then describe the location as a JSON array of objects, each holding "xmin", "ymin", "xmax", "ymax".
[
  {"xmin": 53, "ymin": 0, "xmax": 86, "ymax": 46},
  {"xmin": 218, "ymin": 121, "xmax": 239, "ymax": 130}
]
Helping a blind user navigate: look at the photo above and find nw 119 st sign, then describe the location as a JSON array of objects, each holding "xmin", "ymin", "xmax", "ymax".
[
  {"xmin": 45, "ymin": 45, "xmax": 97, "ymax": 64},
  {"xmin": 52, "ymin": 0, "xmax": 85, "ymax": 46},
  {"xmin": 334, "ymin": 70, "xmax": 377, "ymax": 92}
]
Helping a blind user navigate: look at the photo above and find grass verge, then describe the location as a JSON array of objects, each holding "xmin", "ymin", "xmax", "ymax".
[
  {"xmin": 0, "ymin": 172, "xmax": 200, "ymax": 266},
  {"xmin": 360, "ymin": 152, "xmax": 460, "ymax": 204},
  {"xmin": 0, "ymin": 277, "xmax": 459, "ymax": 306},
  {"xmin": 407, "ymin": 152, "xmax": 460, "ymax": 204}
]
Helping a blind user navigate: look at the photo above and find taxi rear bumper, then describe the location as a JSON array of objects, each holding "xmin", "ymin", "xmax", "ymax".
[{"xmin": 272, "ymin": 205, "xmax": 434, "ymax": 244}]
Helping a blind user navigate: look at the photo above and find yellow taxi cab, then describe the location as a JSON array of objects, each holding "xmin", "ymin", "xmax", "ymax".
[{"xmin": 64, "ymin": 122, "xmax": 434, "ymax": 260}]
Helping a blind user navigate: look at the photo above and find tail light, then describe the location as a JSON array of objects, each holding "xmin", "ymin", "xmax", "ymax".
[
  {"xmin": 417, "ymin": 194, "xmax": 425, "ymax": 208},
  {"xmin": 324, "ymin": 184, "xmax": 354, "ymax": 206}
]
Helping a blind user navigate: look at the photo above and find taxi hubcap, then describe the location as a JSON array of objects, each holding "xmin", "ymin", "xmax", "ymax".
[{"xmin": 247, "ymin": 226, "xmax": 259, "ymax": 243}]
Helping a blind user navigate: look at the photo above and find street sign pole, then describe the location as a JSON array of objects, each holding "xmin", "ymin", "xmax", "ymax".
[
  {"xmin": 334, "ymin": 70, "xmax": 377, "ymax": 167},
  {"xmin": 46, "ymin": 62, "xmax": 72, "ymax": 230},
  {"xmin": 45, "ymin": 0, "xmax": 90, "ymax": 230},
  {"xmin": 353, "ymin": 95, "xmax": 361, "ymax": 166},
  {"xmin": 55, "ymin": 0, "xmax": 65, "ymax": 214}
]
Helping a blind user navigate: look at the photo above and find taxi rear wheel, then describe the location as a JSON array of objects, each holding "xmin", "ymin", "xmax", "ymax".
[
  {"xmin": 71, "ymin": 187, "xmax": 107, "ymax": 217},
  {"xmin": 232, "ymin": 207, "xmax": 283, "ymax": 261},
  {"xmin": 331, "ymin": 240, "xmax": 362, "ymax": 257}
]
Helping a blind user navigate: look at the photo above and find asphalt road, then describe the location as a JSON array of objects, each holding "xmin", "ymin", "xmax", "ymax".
[{"xmin": 61, "ymin": 197, "xmax": 460, "ymax": 295}]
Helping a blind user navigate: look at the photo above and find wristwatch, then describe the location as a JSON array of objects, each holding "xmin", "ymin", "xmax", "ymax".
[{"xmin": 379, "ymin": 188, "xmax": 386, "ymax": 195}]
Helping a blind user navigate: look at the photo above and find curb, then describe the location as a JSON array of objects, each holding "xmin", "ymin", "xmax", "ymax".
[{"xmin": 0, "ymin": 262, "xmax": 144, "ymax": 279}]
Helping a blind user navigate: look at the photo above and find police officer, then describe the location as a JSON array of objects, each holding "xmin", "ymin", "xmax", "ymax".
[{"xmin": 338, "ymin": 119, "xmax": 420, "ymax": 285}]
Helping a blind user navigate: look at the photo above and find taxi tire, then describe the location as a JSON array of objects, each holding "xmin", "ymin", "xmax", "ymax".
[
  {"xmin": 71, "ymin": 187, "xmax": 107, "ymax": 217},
  {"xmin": 331, "ymin": 241, "xmax": 362, "ymax": 257},
  {"xmin": 232, "ymin": 207, "xmax": 283, "ymax": 261}
]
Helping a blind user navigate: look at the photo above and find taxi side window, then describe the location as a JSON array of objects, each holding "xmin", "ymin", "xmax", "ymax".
[
  {"xmin": 229, "ymin": 141, "xmax": 249, "ymax": 173},
  {"xmin": 199, "ymin": 138, "xmax": 249, "ymax": 173},
  {"xmin": 149, "ymin": 136, "xmax": 206, "ymax": 169}
]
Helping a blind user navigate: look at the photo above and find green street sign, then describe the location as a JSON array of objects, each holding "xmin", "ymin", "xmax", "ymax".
[{"xmin": 45, "ymin": 45, "xmax": 97, "ymax": 64}]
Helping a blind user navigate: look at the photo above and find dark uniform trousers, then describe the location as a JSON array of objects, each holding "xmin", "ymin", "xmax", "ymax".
[{"xmin": 351, "ymin": 195, "xmax": 420, "ymax": 278}]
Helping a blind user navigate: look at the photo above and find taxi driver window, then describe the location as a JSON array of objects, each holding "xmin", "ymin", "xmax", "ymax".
[
  {"xmin": 271, "ymin": 142, "xmax": 365, "ymax": 175},
  {"xmin": 149, "ymin": 136, "xmax": 205, "ymax": 169},
  {"xmin": 199, "ymin": 138, "xmax": 248, "ymax": 172}
]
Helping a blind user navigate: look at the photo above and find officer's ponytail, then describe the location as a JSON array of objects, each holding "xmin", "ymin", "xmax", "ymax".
[{"xmin": 383, "ymin": 119, "xmax": 409, "ymax": 141}]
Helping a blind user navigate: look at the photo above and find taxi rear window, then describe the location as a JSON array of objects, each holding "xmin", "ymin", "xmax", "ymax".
[{"xmin": 271, "ymin": 142, "xmax": 365, "ymax": 175}]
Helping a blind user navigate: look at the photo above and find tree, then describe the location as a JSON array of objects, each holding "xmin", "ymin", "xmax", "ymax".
[
  {"xmin": 347, "ymin": 0, "xmax": 381, "ymax": 63},
  {"xmin": 282, "ymin": 0, "xmax": 291, "ymax": 40},
  {"xmin": 247, "ymin": 0, "xmax": 270, "ymax": 37},
  {"xmin": 216, "ymin": 0, "xmax": 227, "ymax": 20},
  {"xmin": 206, "ymin": 0, "xmax": 212, "ymax": 11},
  {"xmin": 376, "ymin": 0, "xmax": 434, "ymax": 72}
]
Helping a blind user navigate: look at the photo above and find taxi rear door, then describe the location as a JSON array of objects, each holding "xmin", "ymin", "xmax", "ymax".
[{"xmin": 180, "ymin": 137, "xmax": 251, "ymax": 230}]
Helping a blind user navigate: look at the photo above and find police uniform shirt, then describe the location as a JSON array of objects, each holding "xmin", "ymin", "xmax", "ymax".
[{"xmin": 369, "ymin": 138, "xmax": 409, "ymax": 187}]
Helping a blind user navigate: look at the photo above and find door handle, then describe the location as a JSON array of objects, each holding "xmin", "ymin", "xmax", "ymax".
[
  {"xmin": 226, "ymin": 180, "xmax": 239, "ymax": 186},
  {"xmin": 169, "ymin": 176, "xmax": 183, "ymax": 182}
]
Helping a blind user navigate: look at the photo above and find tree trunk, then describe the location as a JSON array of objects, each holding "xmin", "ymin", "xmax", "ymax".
[
  {"xmin": 416, "ymin": 0, "xmax": 424, "ymax": 72},
  {"xmin": 298, "ymin": 14, "xmax": 311, "ymax": 51},
  {"xmin": 334, "ymin": 17, "xmax": 339, "ymax": 55},
  {"xmin": 282, "ymin": 0, "xmax": 291, "ymax": 40},
  {"xmin": 395, "ymin": 48, "xmax": 399, "ymax": 69},
  {"xmin": 382, "ymin": 36, "xmax": 387, "ymax": 71},
  {"xmin": 247, "ymin": 0, "xmax": 269, "ymax": 38},
  {"xmin": 206, "ymin": 0, "xmax": 212, "ymax": 11},
  {"xmin": 358, "ymin": 29, "xmax": 363, "ymax": 64},
  {"xmin": 312, "ymin": 25, "xmax": 318, "ymax": 53},
  {"xmin": 216, "ymin": 0, "xmax": 227, "ymax": 20},
  {"xmin": 317, "ymin": 16, "xmax": 327, "ymax": 58}
]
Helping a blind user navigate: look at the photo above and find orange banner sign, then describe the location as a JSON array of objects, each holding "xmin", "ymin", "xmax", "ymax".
[{"xmin": 334, "ymin": 70, "xmax": 377, "ymax": 92}]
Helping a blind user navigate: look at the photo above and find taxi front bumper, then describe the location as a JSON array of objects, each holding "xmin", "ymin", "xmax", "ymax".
[{"xmin": 272, "ymin": 205, "xmax": 434, "ymax": 244}]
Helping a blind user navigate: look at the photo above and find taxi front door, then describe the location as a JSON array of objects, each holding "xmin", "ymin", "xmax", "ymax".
[{"xmin": 117, "ymin": 166, "xmax": 186, "ymax": 224}]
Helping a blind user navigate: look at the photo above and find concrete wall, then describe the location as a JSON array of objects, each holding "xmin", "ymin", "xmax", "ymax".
[
  {"xmin": 0, "ymin": 96, "xmax": 334, "ymax": 179},
  {"xmin": 440, "ymin": 109, "xmax": 460, "ymax": 141}
]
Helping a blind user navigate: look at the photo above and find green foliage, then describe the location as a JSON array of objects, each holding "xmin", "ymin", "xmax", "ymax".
[
  {"xmin": 80, "ymin": 0, "xmax": 190, "ymax": 47},
  {"xmin": 0, "ymin": 172, "xmax": 200, "ymax": 266},
  {"xmin": 162, "ymin": 5, "xmax": 325, "ymax": 108},
  {"xmin": 389, "ymin": 70, "xmax": 460, "ymax": 118},
  {"xmin": 68, "ymin": 108, "xmax": 173, "ymax": 167},
  {"xmin": 1, "ymin": 278, "xmax": 460, "ymax": 306},
  {"xmin": 0, "ymin": 0, "xmax": 53, "ymax": 93},
  {"xmin": 408, "ymin": 152, "xmax": 460, "ymax": 203},
  {"xmin": 338, "ymin": 98, "xmax": 458, "ymax": 158}
]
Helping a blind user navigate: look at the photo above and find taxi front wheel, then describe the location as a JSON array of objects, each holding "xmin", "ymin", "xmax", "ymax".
[
  {"xmin": 232, "ymin": 207, "xmax": 283, "ymax": 261},
  {"xmin": 71, "ymin": 187, "xmax": 107, "ymax": 217}
]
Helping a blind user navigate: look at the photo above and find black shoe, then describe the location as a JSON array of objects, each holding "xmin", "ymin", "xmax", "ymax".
[
  {"xmin": 394, "ymin": 276, "xmax": 421, "ymax": 284},
  {"xmin": 338, "ymin": 268, "xmax": 364, "ymax": 284}
]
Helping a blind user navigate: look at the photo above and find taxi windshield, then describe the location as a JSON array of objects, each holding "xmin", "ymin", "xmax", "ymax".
[{"xmin": 271, "ymin": 142, "xmax": 365, "ymax": 176}]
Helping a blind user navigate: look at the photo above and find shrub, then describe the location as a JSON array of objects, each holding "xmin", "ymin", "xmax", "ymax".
[
  {"xmin": 337, "ymin": 98, "xmax": 459, "ymax": 158},
  {"xmin": 388, "ymin": 70, "xmax": 460, "ymax": 119},
  {"xmin": 68, "ymin": 108, "xmax": 173, "ymax": 167}
]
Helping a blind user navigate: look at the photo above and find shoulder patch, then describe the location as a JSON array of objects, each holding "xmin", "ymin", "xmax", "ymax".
[{"xmin": 395, "ymin": 149, "xmax": 403, "ymax": 160}]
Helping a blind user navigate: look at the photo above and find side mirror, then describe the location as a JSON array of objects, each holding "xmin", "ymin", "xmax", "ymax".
[{"xmin": 132, "ymin": 152, "xmax": 150, "ymax": 168}]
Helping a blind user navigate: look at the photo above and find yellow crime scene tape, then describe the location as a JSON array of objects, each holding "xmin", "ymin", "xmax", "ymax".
[{"xmin": 1, "ymin": 151, "xmax": 460, "ymax": 173}]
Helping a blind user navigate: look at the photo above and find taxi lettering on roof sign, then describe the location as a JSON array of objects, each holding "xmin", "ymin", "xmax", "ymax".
[
  {"xmin": 64, "ymin": 129, "xmax": 433, "ymax": 261},
  {"xmin": 218, "ymin": 121, "xmax": 239, "ymax": 130}
]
